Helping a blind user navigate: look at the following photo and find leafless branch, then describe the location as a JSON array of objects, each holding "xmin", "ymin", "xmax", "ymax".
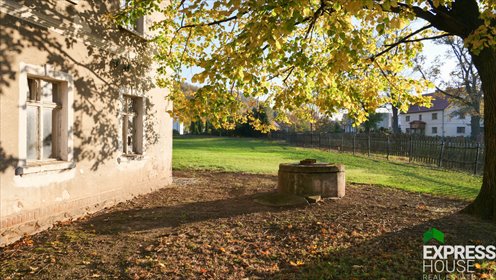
[{"xmin": 416, "ymin": 63, "xmax": 472, "ymax": 106}]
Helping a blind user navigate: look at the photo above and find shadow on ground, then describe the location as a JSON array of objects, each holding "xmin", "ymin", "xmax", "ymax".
[
  {"xmin": 268, "ymin": 212, "xmax": 496, "ymax": 279},
  {"xmin": 1, "ymin": 171, "xmax": 494, "ymax": 279},
  {"xmin": 81, "ymin": 191, "xmax": 296, "ymax": 234}
]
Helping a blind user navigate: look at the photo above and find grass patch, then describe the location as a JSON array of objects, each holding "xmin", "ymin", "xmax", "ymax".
[{"xmin": 173, "ymin": 136, "xmax": 481, "ymax": 200}]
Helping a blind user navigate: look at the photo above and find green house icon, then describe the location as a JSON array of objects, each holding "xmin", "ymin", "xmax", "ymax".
[{"xmin": 423, "ymin": 228, "xmax": 445, "ymax": 244}]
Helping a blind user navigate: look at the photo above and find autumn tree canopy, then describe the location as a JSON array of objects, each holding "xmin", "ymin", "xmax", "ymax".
[
  {"xmin": 117, "ymin": 1, "xmax": 494, "ymax": 128},
  {"xmin": 119, "ymin": 0, "xmax": 443, "ymax": 128},
  {"xmin": 118, "ymin": 0, "xmax": 496, "ymax": 219}
]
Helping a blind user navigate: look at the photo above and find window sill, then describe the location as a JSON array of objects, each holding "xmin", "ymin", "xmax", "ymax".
[
  {"xmin": 118, "ymin": 154, "xmax": 145, "ymax": 163},
  {"xmin": 16, "ymin": 161, "xmax": 75, "ymax": 176},
  {"xmin": 119, "ymin": 26, "xmax": 149, "ymax": 41}
]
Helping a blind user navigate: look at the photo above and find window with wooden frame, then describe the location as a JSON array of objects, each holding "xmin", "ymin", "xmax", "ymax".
[
  {"xmin": 122, "ymin": 95, "xmax": 144, "ymax": 156},
  {"xmin": 16, "ymin": 63, "xmax": 74, "ymax": 176},
  {"xmin": 120, "ymin": 0, "xmax": 146, "ymax": 36},
  {"xmin": 26, "ymin": 77, "xmax": 62, "ymax": 162}
]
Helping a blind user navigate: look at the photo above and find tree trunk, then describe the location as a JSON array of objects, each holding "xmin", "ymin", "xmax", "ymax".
[
  {"xmin": 392, "ymin": 106, "xmax": 400, "ymax": 134},
  {"xmin": 470, "ymin": 115, "xmax": 481, "ymax": 140},
  {"xmin": 463, "ymin": 47, "xmax": 496, "ymax": 220}
]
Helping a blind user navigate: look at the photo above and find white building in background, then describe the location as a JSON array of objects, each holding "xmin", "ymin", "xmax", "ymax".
[
  {"xmin": 173, "ymin": 119, "xmax": 184, "ymax": 135},
  {"xmin": 342, "ymin": 107, "xmax": 393, "ymax": 133},
  {"xmin": 375, "ymin": 107, "xmax": 393, "ymax": 130},
  {"xmin": 399, "ymin": 92, "xmax": 473, "ymax": 137}
]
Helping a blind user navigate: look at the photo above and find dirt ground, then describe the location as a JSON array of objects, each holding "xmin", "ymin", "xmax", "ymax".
[{"xmin": 1, "ymin": 171, "xmax": 496, "ymax": 279}]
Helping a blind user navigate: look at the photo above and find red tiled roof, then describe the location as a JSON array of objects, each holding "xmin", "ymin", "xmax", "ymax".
[{"xmin": 407, "ymin": 92, "xmax": 449, "ymax": 113}]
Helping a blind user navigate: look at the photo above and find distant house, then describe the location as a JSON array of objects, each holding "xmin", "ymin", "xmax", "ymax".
[
  {"xmin": 342, "ymin": 109, "xmax": 393, "ymax": 133},
  {"xmin": 374, "ymin": 111, "xmax": 393, "ymax": 131},
  {"xmin": 399, "ymin": 93, "xmax": 473, "ymax": 137},
  {"xmin": 173, "ymin": 119, "xmax": 184, "ymax": 135}
]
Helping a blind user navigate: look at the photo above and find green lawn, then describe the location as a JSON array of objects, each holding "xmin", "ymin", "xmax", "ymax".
[{"xmin": 173, "ymin": 136, "xmax": 482, "ymax": 200}]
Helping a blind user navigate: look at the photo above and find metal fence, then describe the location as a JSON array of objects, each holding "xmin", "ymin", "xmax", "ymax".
[{"xmin": 271, "ymin": 132, "xmax": 485, "ymax": 175}]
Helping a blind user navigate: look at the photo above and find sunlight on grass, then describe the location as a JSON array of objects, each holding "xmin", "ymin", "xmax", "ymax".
[{"xmin": 173, "ymin": 137, "xmax": 481, "ymax": 200}]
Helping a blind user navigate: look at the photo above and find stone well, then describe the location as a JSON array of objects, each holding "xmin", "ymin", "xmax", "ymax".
[{"xmin": 278, "ymin": 159, "xmax": 345, "ymax": 198}]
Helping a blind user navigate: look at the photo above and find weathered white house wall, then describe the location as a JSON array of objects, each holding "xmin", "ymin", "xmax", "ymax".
[{"xmin": 0, "ymin": 0, "xmax": 173, "ymax": 246}]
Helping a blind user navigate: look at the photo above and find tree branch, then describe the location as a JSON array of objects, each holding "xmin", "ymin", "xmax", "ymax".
[
  {"xmin": 382, "ymin": 1, "xmax": 472, "ymax": 37},
  {"xmin": 372, "ymin": 24, "xmax": 433, "ymax": 59},
  {"xmin": 304, "ymin": 1, "xmax": 327, "ymax": 40},
  {"xmin": 416, "ymin": 64, "xmax": 471, "ymax": 106},
  {"xmin": 283, "ymin": 66, "xmax": 295, "ymax": 84},
  {"xmin": 384, "ymin": 33, "xmax": 452, "ymax": 46},
  {"xmin": 178, "ymin": 12, "xmax": 247, "ymax": 30},
  {"xmin": 373, "ymin": 60, "xmax": 403, "ymax": 95}
]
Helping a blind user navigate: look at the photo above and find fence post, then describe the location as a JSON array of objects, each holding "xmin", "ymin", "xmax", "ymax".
[
  {"xmin": 474, "ymin": 143, "xmax": 480, "ymax": 175},
  {"xmin": 329, "ymin": 134, "xmax": 333, "ymax": 152},
  {"xmin": 341, "ymin": 134, "xmax": 344, "ymax": 152},
  {"xmin": 386, "ymin": 135, "xmax": 390, "ymax": 160},
  {"xmin": 319, "ymin": 132, "xmax": 321, "ymax": 148},
  {"xmin": 353, "ymin": 134, "xmax": 356, "ymax": 155},
  {"xmin": 367, "ymin": 134, "xmax": 371, "ymax": 157},
  {"xmin": 408, "ymin": 135, "xmax": 413, "ymax": 162},
  {"xmin": 438, "ymin": 141, "xmax": 445, "ymax": 167}
]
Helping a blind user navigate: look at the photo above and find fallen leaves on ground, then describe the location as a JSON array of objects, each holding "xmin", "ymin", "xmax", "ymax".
[{"xmin": 1, "ymin": 171, "xmax": 496, "ymax": 279}]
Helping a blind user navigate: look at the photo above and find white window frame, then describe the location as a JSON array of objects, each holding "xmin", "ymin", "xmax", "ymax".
[
  {"xmin": 432, "ymin": 113, "xmax": 438, "ymax": 120},
  {"xmin": 25, "ymin": 78, "xmax": 61, "ymax": 161},
  {"xmin": 17, "ymin": 63, "xmax": 74, "ymax": 175},
  {"xmin": 119, "ymin": 88, "xmax": 145, "ymax": 160},
  {"xmin": 119, "ymin": 0, "xmax": 146, "ymax": 37}
]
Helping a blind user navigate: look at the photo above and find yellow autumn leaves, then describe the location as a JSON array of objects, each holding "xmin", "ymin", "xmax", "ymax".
[{"xmin": 119, "ymin": 0, "xmax": 492, "ymax": 130}]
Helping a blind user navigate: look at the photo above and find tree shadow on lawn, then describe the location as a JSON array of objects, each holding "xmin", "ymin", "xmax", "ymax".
[
  {"xmin": 80, "ymin": 192, "xmax": 299, "ymax": 235},
  {"xmin": 266, "ymin": 212, "xmax": 496, "ymax": 279}
]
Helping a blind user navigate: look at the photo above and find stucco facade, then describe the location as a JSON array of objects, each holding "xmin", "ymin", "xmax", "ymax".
[
  {"xmin": 398, "ymin": 92, "xmax": 473, "ymax": 137},
  {"xmin": 399, "ymin": 108, "xmax": 472, "ymax": 137},
  {"xmin": 0, "ymin": 0, "xmax": 172, "ymax": 245}
]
